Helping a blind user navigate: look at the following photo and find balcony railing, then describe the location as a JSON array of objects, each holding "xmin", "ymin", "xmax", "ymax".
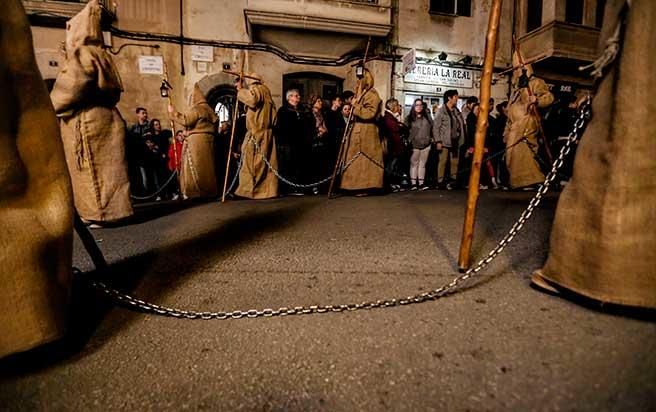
[{"xmin": 518, "ymin": 20, "xmax": 600, "ymax": 63}]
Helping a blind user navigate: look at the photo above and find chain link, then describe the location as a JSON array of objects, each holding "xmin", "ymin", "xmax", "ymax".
[
  {"xmin": 249, "ymin": 137, "xmax": 363, "ymax": 189},
  {"xmin": 130, "ymin": 170, "xmax": 179, "ymax": 201},
  {"xmin": 88, "ymin": 97, "xmax": 592, "ymax": 320}
]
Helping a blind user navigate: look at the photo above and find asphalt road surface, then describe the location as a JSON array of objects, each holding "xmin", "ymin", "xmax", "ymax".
[{"xmin": 1, "ymin": 190, "xmax": 655, "ymax": 411}]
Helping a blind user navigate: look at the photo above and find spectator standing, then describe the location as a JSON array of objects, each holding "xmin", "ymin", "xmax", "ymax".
[
  {"xmin": 461, "ymin": 96, "xmax": 479, "ymax": 130},
  {"xmin": 325, "ymin": 95, "xmax": 344, "ymax": 167},
  {"xmin": 308, "ymin": 95, "xmax": 329, "ymax": 194},
  {"xmin": 433, "ymin": 90, "xmax": 465, "ymax": 189},
  {"xmin": 380, "ymin": 98, "xmax": 409, "ymax": 191},
  {"xmin": 490, "ymin": 101, "xmax": 510, "ymax": 188},
  {"xmin": 463, "ymin": 104, "xmax": 498, "ymax": 189},
  {"xmin": 150, "ymin": 118, "xmax": 173, "ymax": 197},
  {"xmin": 406, "ymin": 98, "xmax": 433, "ymax": 191},
  {"xmin": 167, "ymin": 130, "xmax": 184, "ymax": 200},
  {"xmin": 128, "ymin": 107, "xmax": 152, "ymax": 195},
  {"xmin": 274, "ymin": 89, "xmax": 311, "ymax": 196},
  {"xmin": 544, "ymin": 93, "xmax": 579, "ymax": 185}
]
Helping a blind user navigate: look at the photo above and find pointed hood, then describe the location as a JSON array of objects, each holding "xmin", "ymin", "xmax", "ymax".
[
  {"xmin": 65, "ymin": 0, "xmax": 103, "ymax": 52},
  {"xmin": 188, "ymin": 83, "xmax": 208, "ymax": 106},
  {"xmin": 361, "ymin": 68, "xmax": 375, "ymax": 90}
]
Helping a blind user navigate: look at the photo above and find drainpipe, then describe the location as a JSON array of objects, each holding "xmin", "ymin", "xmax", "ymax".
[
  {"xmin": 179, "ymin": 0, "xmax": 185, "ymax": 76},
  {"xmin": 389, "ymin": 0, "xmax": 399, "ymax": 100}
]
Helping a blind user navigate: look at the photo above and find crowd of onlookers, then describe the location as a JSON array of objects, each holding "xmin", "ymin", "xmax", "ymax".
[{"xmin": 125, "ymin": 89, "xmax": 580, "ymax": 201}]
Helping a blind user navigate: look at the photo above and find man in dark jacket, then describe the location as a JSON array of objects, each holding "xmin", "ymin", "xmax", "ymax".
[{"xmin": 274, "ymin": 89, "xmax": 312, "ymax": 195}]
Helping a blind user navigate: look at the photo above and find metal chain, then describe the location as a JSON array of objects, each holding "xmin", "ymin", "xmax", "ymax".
[
  {"xmin": 130, "ymin": 170, "xmax": 178, "ymax": 201},
  {"xmin": 249, "ymin": 137, "xmax": 363, "ymax": 189},
  {"xmin": 88, "ymin": 97, "xmax": 592, "ymax": 319},
  {"xmin": 225, "ymin": 157, "xmax": 242, "ymax": 195}
]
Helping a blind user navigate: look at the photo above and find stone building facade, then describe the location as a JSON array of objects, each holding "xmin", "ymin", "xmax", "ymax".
[{"xmin": 25, "ymin": 0, "xmax": 603, "ymax": 123}]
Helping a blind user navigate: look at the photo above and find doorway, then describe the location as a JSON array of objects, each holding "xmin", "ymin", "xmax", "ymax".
[
  {"xmin": 206, "ymin": 84, "xmax": 237, "ymax": 124},
  {"xmin": 282, "ymin": 72, "xmax": 344, "ymax": 105}
]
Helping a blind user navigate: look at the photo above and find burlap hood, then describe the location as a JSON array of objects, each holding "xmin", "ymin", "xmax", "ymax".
[
  {"xmin": 188, "ymin": 83, "xmax": 208, "ymax": 107},
  {"xmin": 361, "ymin": 68, "xmax": 375, "ymax": 90},
  {"xmin": 65, "ymin": 0, "xmax": 103, "ymax": 52}
]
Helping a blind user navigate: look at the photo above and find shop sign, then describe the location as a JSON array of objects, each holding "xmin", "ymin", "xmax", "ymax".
[
  {"xmin": 138, "ymin": 56, "xmax": 163, "ymax": 75},
  {"xmin": 405, "ymin": 64, "xmax": 474, "ymax": 88},
  {"xmin": 402, "ymin": 49, "xmax": 416, "ymax": 75}
]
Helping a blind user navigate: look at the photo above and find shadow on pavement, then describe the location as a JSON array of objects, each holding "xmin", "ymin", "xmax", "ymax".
[{"xmin": 0, "ymin": 203, "xmax": 312, "ymax": 375}]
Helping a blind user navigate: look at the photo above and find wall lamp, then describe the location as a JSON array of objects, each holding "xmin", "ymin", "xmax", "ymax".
[
  {"xmin": 458, "ymin": 55, "xmax": 473, "ymax": 65},
  {"xmin": 438, "ymin": 52, "xmax": 448, "ymax": 61}
]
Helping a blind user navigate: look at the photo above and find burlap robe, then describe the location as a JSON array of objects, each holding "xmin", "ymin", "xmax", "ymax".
[
  {"xmin": 172, "ymin": 84, "xmax": 219, "ymax": 199},
  {"xmin": 537, "ymin": 0, "xmax": 656, "ymax": 308},
  {"xmin": 341, "ymin": 71, "xmax": 384, "ymax": 191},
  {"xmin": 504, "ymin": 77, "xmax": 554, "ymax": 188},
  {"xmin": 235, "ymin": 80, "xmax": 279, "ymax": 200},
  {"xmin": 0, "ymin": 0, "xmax": 73, "ymax": 358},
  {"xmin": 50, "ymin": 0, "xmax": 132, "ymax": 223}
]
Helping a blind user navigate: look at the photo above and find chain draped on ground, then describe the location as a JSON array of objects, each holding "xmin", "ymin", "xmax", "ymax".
[
  {"xmin": 87, "ymin": 96, "xmax": 592, "ymax": 320},
  {"xmin": 129, "ymin": 170, "xmax": 179, "ymax": 201}
]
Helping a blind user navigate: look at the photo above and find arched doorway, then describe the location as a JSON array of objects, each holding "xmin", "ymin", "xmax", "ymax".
[
  {"xmin": 206, "ymin": 84, "xmax": 237, "ymax": 125},
  {"xmin": 282, "ymin": 72, "xmax": 343, "ymax": 104}
]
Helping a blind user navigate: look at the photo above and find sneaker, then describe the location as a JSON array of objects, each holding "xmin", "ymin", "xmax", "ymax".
[
  {"xmin": 391, "ymin": 184, "xmax": 401, "ymax": 193},
  {"xmin": 289, "ymin": 192, "xmax": 304, "ymax": 196},
  {"xmin": 172, "ymin": 194, "xmax": 180, "ymax": 201},
  {"xmin": 410, "ymin": 186, "xmax": 418, "ymax": 191},
  {"xmin": 87, "ymin": 223, "xmax": 103, "ymax": 229},
  {"xmin": 479, "ymin": 185, "xmax": 488, "ymax": 190},
  {"xmin": 446, "ymin": 183, "xmax": 454, "ymax": 190},
  {"xmin": 420, "ymin": 185, "xmax": 430, "ymax": 191},
  {"xmin": 155, "ymin": 196, "xmax": 162, "ymax": 202},
  {"xmin": 182, "ymin": 194, "xmax": 189, "ymax": 200},
  {"xmin": 312, "ymin": 187, "xmax": 319, "ymax": 195}
]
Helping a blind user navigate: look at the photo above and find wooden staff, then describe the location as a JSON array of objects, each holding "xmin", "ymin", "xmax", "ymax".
[
  {"xmin": 327, "ymin": 37, "xmax": 371, "ymax": 198},
  {"xmin": 457, "ymin": 0, "xmax": 503, "ymax": 271},
  {"xmin": 163, "ymin": 62, "xmax": 179, "ymax": 174},
  {"xmin": 221, "ymin": 53, "xmax": 246, "ymax": 203}
]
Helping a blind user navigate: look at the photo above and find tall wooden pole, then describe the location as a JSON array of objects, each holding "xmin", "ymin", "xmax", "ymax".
[
  {"xmin": 457, "ymin": 0, "xmax": 503, "ymax": 271},
  {"xmin": 163, "ymin": 62, "xmax": 179, "ymax": 174},
  {"xmin": 221, "ymin": 53, "xmax": 245, "ymax": 203}
]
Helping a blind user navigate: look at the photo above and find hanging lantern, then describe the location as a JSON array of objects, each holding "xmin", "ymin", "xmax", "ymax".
[
  {"xmin": 355, "ymin": 62, "xmax": 365, "ymax": 79},
  {"xmin": 160, "ymin": 79, "xmax": 171, "ymax": 98}
]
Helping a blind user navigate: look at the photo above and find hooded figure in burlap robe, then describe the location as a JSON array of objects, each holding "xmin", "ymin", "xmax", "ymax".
[
  {"xmin": 0, "ymin": 0, "xmax": 74, "ymax": 358},
  {"xmin": 504, "ymin": 53, "xmax": 554, "ymax": 189},
  {"xmin": 533, "ymin": 0, "xmax": 656, "ymax": 309},
  {"xmin": 169, "ymin": 84, "xmax": 219, "ymax": 199},
  {"xmin": 340, "ymin": 69, "xmax": 384, "ymax": 191},
  {"xmin": 235, "ymin": 73, "xmax": 279, "ymax": 200},
  {"xmin": 50, "ymin": 0, "xmax": 133, "ymax": 223}
]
